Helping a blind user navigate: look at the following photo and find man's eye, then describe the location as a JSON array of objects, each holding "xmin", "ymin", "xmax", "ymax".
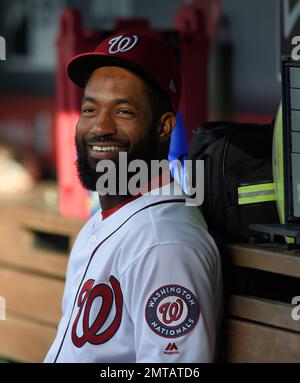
[
  {"xmin": 82, "ymin": 107, "xmax": 95, "ymax": 114},
  {"xmin": 117, "ymin": 109, "xmax": 134, "ymax": 117}
]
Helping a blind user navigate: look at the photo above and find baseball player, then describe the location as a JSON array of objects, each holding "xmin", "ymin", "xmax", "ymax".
[{"xmin": 44, "ymin": 31, "xmax": 223, "ymax": 363}]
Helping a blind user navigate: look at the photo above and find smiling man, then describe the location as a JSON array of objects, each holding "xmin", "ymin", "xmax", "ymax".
[{"xmin": 44, "ymin": 32, "xmax": 223, "ymax": 363}]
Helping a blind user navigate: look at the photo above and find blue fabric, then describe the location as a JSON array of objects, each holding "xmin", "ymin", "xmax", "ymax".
[
  {"xmin": 168, "ymin": 111, "xmax": 188, "ymax": 163},
  {"xmin": 169, "ymin": 112, "xmax": 189, "ymax": 191}
]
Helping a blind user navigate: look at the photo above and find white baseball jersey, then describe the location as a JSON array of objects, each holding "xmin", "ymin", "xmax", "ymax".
[{"xmin": 44, "ymin": 181, "xmax": 223, "ymax": 363}]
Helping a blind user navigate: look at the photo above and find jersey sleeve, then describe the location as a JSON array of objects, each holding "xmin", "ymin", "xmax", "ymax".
[{"xmin": 120, "ymin": 242, "xmax": 222, "ymax": 363}]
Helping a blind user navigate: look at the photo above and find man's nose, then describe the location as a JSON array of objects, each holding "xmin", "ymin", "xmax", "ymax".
[{"xmin": 91, "ymin": 112, "xmax": 116, "ymax": 136}]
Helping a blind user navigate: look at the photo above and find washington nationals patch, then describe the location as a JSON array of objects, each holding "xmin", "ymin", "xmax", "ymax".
[{"xmin": 145, "ymin": 284, "xmax": 200, "ymax": 338}]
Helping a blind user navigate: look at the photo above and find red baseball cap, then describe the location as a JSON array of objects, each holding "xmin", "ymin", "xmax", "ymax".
[{"xmin": 67, "ymin": 31, "xmax": 182, "ymax": 112}]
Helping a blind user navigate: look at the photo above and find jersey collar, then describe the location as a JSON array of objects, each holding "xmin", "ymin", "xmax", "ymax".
[
  {"xmin": 101, "ymin": 171, "xmax": 175, "ymax": 220},
  {"xmin": 89, "ymin": 176, "xmax": 186, "ymax": 244}
]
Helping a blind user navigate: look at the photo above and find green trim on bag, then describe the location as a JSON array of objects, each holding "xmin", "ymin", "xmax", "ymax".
[
  {"xmin": 238, "ymin": 183, "xmax": 276, "ymax": 205},
  {"xmin": 238, "ymin": 182, "xmax": 275, "ymax": 194},
  {"xmin": 238, "ymin": 194, "xmax": 277, "ymax": 205}
]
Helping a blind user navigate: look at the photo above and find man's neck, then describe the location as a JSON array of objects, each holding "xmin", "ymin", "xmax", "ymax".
[
  {"xmin": 99, "ymin": 194, "xmax": 132, "ymax": 212},
  {"xmin": 99, "ymin": 169, "xmax": 173, "ymax": 212}
]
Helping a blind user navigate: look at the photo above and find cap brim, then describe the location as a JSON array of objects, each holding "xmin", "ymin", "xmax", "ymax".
[{"xmin": 67, "ymin": 52, "xmax": 157, "ymax": 89}]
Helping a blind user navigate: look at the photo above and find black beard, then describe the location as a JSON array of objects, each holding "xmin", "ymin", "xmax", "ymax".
[
  {"xmin": 75, "ymin": 129, "xmax": 158, "ymax": 192},
  {"xmin": 75, "ymin": 137, "xmax": 99, "ymax": 191}
]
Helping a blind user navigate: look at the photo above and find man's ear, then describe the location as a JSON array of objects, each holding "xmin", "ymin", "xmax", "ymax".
[{"xmin": 158, "ymin": 112, "xmax": 176, "ymax": 143}]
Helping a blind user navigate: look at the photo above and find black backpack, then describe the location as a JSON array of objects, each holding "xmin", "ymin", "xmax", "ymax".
[{"xmin": 187, "ymin": 121, "xmax": 279, "ymax": 241}]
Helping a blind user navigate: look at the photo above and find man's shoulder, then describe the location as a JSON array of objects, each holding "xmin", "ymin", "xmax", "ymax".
[
  {"xmin": 119, "ymin": 203, "xmax": 220, "ymax": 280},
  {"xmin": 71, "ymin": 209, "xmax": 101, "ymax": 245},
  {"xmin": 123, "ymin": 201, "xmax": 212, "ymax": 250}
]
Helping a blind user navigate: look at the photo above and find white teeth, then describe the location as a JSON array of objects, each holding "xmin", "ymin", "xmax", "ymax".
[{"xmin": 92, "ymin": 145, "xmax": 120, "ymax": 152}]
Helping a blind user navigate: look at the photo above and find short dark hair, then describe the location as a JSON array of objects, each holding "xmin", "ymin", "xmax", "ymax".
[
  {"xmin": 143, "ymin": 79, "xmax": 174, "ymax": 153},
  {"xmin": 143, "ymin": 79, "xmax": 174, "ymax": 124}
]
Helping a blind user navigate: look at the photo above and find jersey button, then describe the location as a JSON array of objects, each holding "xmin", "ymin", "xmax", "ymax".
[{"xmin": 90, "ymin": 234, "xmax": 97, "ymax": 243}]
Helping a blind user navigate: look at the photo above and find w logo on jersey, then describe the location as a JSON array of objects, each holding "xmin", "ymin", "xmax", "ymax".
[{"xmin": 71, "ymin": 276, "xmax": 123, "ymax": 347}]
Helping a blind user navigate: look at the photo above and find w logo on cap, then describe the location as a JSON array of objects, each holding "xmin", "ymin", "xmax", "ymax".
[{"xmin": 108, "ymin": 34, "xmax": 139, "ymax": 54}]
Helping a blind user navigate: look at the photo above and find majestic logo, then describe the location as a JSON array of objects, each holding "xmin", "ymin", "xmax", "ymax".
[
  {"xmin": 164, "ymin": 342, "xmax": 180, "ymax": 355},
  {"xmin": 71, "ymin": 276, "xmax": 123, "ymax": 347},
  {"xmin": 108, "ymin": 34, "xmax": 139, "ymax": 54},
  {"xmin": 145, "ymin": 284, "xmax": 200, "ymax": 338}
]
